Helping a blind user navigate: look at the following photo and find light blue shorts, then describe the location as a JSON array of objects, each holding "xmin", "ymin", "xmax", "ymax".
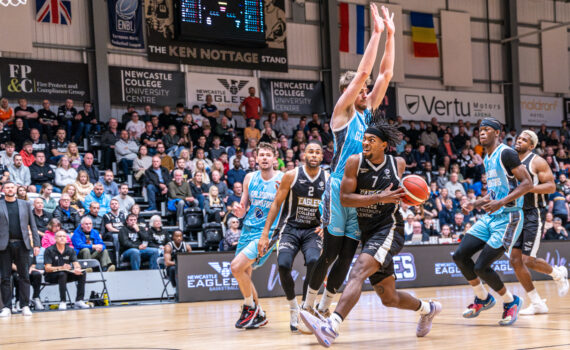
[
  {"xmin": 236, "ymin": 234, "xmax": 273, "ymax": 269},
  {"xmin": 321, "ymin": 176, "xmax": 361, "ymax": 241},
  {"xmin": 467, "ymin": 210, "xmax": 523, "ymax": 255}
]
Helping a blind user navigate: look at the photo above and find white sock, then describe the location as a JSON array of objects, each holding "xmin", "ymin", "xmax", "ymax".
[
  {"xmin": 527, "ymin": 289, "xmax": 542, "ymax": 304},
  {"xmin": 244, "ymin": 295, "xmax": 254, "ymax": 308},
  {"xmin": 502, "ymin": 290, "xmax": 514, "ymax": 304},
  {"xmin": 472, "ymin": 282, "xmax": 489, "ymax": 300},
  {"xmin": 549, "ymin": 266, "xmax": 562, "ymax": 280},
  {"xmin": 318, "ymin": 290, "xmax": 335, "ymax": 312},
  {"xmin": 417, "ymin": 300, "xmax": 431, "ymax": 315},
  {"xmin": 288, "ymin": 298, "xmax": 299, "ymax": 310},
  {"xmin": 330, "ymin": 312, "xmax": 343, "ymax": 333},
  {"xmin": 303, "ymin": 287, "xmax": 319, "ymax": 309}
]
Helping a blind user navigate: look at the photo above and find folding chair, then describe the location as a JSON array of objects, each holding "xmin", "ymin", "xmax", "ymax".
[
  {"xmin": 39, "ymin": 274, "xmax": 73, "ymax": 309},
  {"xmin": 78, "ymin": 259, "xmax": 111, "ymax": 306},
  {"xmin": 157, "ymin": 257, "xmax": 175, "ymax": 302}
]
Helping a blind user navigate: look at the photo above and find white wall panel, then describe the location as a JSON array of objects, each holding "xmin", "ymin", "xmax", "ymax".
[
  {"xmin": 287, "ymin": 23, "xmax": 321, "ymax": 67},
  {"xmin": 519, "ymin": 46, "xmax": 541, "ymax": 84},
  {"xmin": 490, "ymin": 43, "xmax": 503, "ymax": 81},
  {"xmin": 339, "ymin": 52, "xmax": 361, "ymax": 71},
  {"xmin": 517, "ymin": 0, "xmax": 555, "ymax": 23},
  {"xmin": 398, "ymin": 0, "xmax": 447, "ymax": 14},
  {"xmin": 472, "ymin": 42, "xmax": 489, "ymax": 80},
  {"xmin": 471, "ymin": 23, "xmax": 503, "ymax": 41},
  {"xmin": 448, "ymin": 0, "xmax": 486, "ymax": 18},
  {"xmin": 34, "ymin": 0, "xmax": 92, "ymax": 47},
  {"xmin": 398, "ymin": 78, "xmax": 443, "ymax": 90},
  {"xmin": 3, "ymin": 48, "xmax": 83, "ymax": 63},
  {"xmin": 487, "ymin": 0, "xmax": 503, "ymax": 20},
  {"xmin": 402, "ymin": 36, "xmax": 441, "ymax": 77},
  {"xmin": 555, "ymin": 1, "xmax": 570, "ymax": 22},
  {"xmin": 517, "ymin": 26, "xmax": 540, "ymax": 45},
  {"xmin": 260, "ymin": 69, "xmax": 320, "ymax": 80},
  {"xmin": 305, "ymin": 2, "xmax": 320, "ymax": 22},
  {"xmin": 107, "ymin": 53, "xmax": 178, "ymax": 70}
]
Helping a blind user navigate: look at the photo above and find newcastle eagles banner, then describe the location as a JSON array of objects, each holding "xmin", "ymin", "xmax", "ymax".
[
  {"xmin": 0, "ymin": 58, "xmax": 90, "ymax": 101},
  {"xmin": 108, "ymin": 0, "xmax": 145, "ymax": 49},
  {"xmin": 109, "ymin": 66, "xmax": 185, "ymax": 106},
  {"xmin": 259, "ymin": 78, "xmax": 325, "ymax": 115},
  {"xmin": 186, "ymin": 73, "xmax": 259, "ymax": 112}
]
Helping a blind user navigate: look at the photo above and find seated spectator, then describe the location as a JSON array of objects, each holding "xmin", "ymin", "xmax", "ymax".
[
  {"xmin": 245, "ymin": 137, "xmax": 258, "ymax": 158},
  {"xmin": 143, "ymin": 156, "xmax": 172, "ymax": 212},
  {"xmin": 133, "ymin": 145, "xmax": 153, "ymax": 183},
  {"xmin": 53, "ymin": 193, "xmax": 81, "ymax": 233},
  {"xmin": 44, "ymin": 231, "xmax": 90, "ymax": 310},
  {"xmin": 129, "ymin": 204, "xmax": 147, "ymax": 231},
  {"xmin": 114, "ymin": 183, "xmax": 135, "ymax": 215},
  {"xmin": 543, "ymin": 212, "xmax": 554, "ymax": 235},
  {"xmin": 0, "ymin": 141, "xmax": 16, "ymax": 168},
  {"xmin": 102, "ymin": 199, "xmax": 125, "ymax": 241},
  {"xmin": 260, "ymin": 121, "xmax": 277, "ymax": 143},
  {"xmin": 422, "ymin": 216, "xmax": 440, "ymax": 241},
  {"xmin": 66, "ymin": 143, "xmax": 82, "ymax": 169},
  {"xmin": 74, "ymin": 170, "xmax": 94, "ymax": 202},
  {"xmin": 55, "ymin": 156, "xmax": 78, "ymax": 189},
  {"xmin": 119, "ymin": 214, "xmax": 159, "ymax": 270},
  {"xmin": 229, "ymin": 147, "xmax": 249, "ymax": 170},
  {"xmin": 413, "ymin": 144, "xmax": 431, "ymax": 170},
  {"xmin": 77, "ymin": 152, "xmax": 99, "ymax": 185},
  {"xmin": 164, "ymin": 230, "xmax": 192, "ymax": 288},
  {"xmin": 30, "ymin": 152, "xmax": 56, "ymax": 193},
  {"xmin": 168, "ymin": 169, "xmax": 199, "ymax": 220},
  {"xmin": 177, "ymin": 148, "xmax": 194, "ymax": 173},
  {"xmin": 210, "ymin": 170, "xmax": 228, "ymax": 202},
  {"xmin": 147, "ymin": 215, "xmax": 169, "ymax": 251},
  {"xmin": 439, "ymin": 198, "xmax": 455, "ymax": 226},
  {"xmin": 41, "ymin": 218, "xmax": 72, "ymax": 248},
  {"xmin": 209, "ymin": 136, "xmax": 225, "ymax": 160},
  {"xmin": 222, "ymin": 217, "xmax": 241, "ymax": 251},
  {"xmin": 38, "ymin": 100, "xmax": 59, "ymax": 139},
  {"xmin": 405, "ymin": 220, "xmax": 425, "ymax": 243},
  {"xmin": 115, "ymin": 129, "xmax": 139, "ymax": 176},
  {"xmin": 548, "ymin": 190, "xmax": 569, "ymax": 226},
  {"xmin": 404, "ymin": 214, "xmax": 415, "ymax": 238},
  {"xmin": 9, "ymin": 154, "xmax": 32, "ymax": 191},
  {"xmin": 227, "ymin": 182, "xmax": 242, "ymax": 208},
  {"xmin": 156, "ymin": 142, "xmax": 174, "ymax": 171},
  {"xmin": 544, "ymin": 217, "xmax": 568, "ymax": 240},
  {"xmin": 49, "ymin": 128, "xmax": 69, "ymax": 164},
  {"xmin": 140, "ymin": 121, "xmax": 161, "ymax": 155},
  {"xmin": 33, "ymin": 197, "xmax": 52, "ymax": 237},
  {"xmin": 227, "ymin": 158, "xmax": 246, "ymax": 189},
  {"xmin": 244, "ymin": 118, "xmax": 260, "ymax": 142},
  {"xmin": 0, "ymin": 97, "xmax": 14, "ymax": 125},
  {"xmin": 190, "ymin": 172, "xmax": 208, "ymax": 209},
  {"xmin": 84, "ymin": 182, "xmax": 111, "ymax": 216},
  {"xmin": 28, "ymin": 256, "xmax": 45, "ymax": 310},
  {"xmin": 162, "ymin": 125, "xmax": 182, "ymax": 157},
  {"xmin": 172, "ymin": 157, "xmax": 193, "ymax": 180},
  {"xmin": 17, "ymin": 185, "xmax": 29, "ymax": 201},
  {"xmin": 205, "ymin": 186, "xmax": 225, "ymax": 222},
  {"xmin": 451, "ymin": 212, "xmax": 466, "ymax": 240},
  {"xmin": 99, "ymin": 170, "xmax": 119, "ymax": 197},
  {"xmin": 445, "ymin": 173, "xmax": 466, "ymax": 199},
  {"xmin": 125, "ymin": 112, "xmax": 145, "ymax": 139},
  {"xmin": 85, "ymin": 202, "xmax": 104, "ymax": 234},
  {"xmin": 401, "ymin": 143, "xmax": 417, "ymax": 174},
  {"xmin": 436, "ymin": 166, "xmax": 448, "ymax": 189},
  {"xmin": 63, "ymin": 184, "xmax": 85, "ymax": 215},
  {"xmin": 226, "ymin": 136, "xmax": 242, "ymax": 159},
  {"xmin": 71, "ymin": 216, "xmax": 115, "ymax": 271},
  {"xmin": 20, "ymin": 141, "xmax": 35, "ymax": 167},
  {"xmin": 40, "ymin": 183, "xmax": 58, "ymax": 214},
  {"xmin": 439, "ymin": 225, "xmax": 454, "ymax": 244}
]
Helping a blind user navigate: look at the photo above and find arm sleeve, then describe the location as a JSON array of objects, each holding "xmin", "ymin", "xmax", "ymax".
[{"xmin": 501, "ymin": 148, "xmax": 522, "ymax": 174}]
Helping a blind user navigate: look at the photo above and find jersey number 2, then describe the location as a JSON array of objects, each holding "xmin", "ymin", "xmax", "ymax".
[{"xmin": 308, "ymin": 186, "xmax": 314, "ymax": 197}]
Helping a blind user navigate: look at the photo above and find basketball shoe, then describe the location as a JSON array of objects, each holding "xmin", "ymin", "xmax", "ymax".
[
  {"xmin": 520, "ymin": 298, "xmax": 548, "ymax": 315},
  {"xmin": 299, "ymin": 310, "xmax": 338, "ymax": 348},
  {"xmin": 245, "ymin": 307, "xmax": 268, "ymax": 329},
  {"xmin": 499, "ymin": 295, "xmax": 523, "ymax": 326},
  {"xmin": 297, "ymin": 305, "xmax": 320, "ymax": 334},
  {"xmin": 290, "ymin": 307, "xmax": 299, "ymax": 332},
  {"xmin": 462, "ymin": 294, "xmax": 496, "ymax": 318},
  {"xmin": 416, "ymin": 301, "xmax": 442, "ymax": 337},
  {"xmin": 554, "ymin": 265, "xmax": 569, "ymax": 297},
  {"xmin": 235, "ymin": 304, "xmax": 259, "ymax": 329}
]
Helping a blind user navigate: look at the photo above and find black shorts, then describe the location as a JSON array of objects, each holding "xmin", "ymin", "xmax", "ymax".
[
  {"xmin": 513, "ymin": 207, "xmax": 546, "ymax": 257},
  {"xmin": 277, "ymin": 225, "xmax": 323, "ymax": 266},
  {"xmin": 361, "ymin": 220, "xmax": 405, "ymax": 286}
]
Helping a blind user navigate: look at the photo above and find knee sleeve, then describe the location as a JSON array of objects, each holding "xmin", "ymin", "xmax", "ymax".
[
  {"xmin": 473, "ymin": 246, "xmax": 505, "ymax": 292},
  {"xmin": 277, "ymin": 251, "xmax": 294, "ymax": 271}
]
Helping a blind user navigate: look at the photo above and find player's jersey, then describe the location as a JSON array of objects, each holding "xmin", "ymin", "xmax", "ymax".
[
  {"xmin": 521, "ymin": 152, "xmax": 547, "ymax": 210},
  {"xmin": 242, "ymin": 170, "xmax": 284, "ymax": 239},
  {"xmin": 355, "ymin": 154, "xmax": 403, "ymax": 233},
  {"xmin": 484, "ymin": 143, "xmax": 522, "ymax": 215},
  {"xmin": 330, "ymin": 109, "xmax": 370, "ymax": 179},
  {"xmin": 167, "ymin": 241, "xmax": 188, "ymax": 264},
  {"xmin": 277, "ymin": 166, "xmax": 326, "ymax": 230}
]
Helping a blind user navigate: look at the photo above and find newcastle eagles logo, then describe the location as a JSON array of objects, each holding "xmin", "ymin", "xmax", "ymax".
[
  {"xmin": 208, "ymin": 262, "xmax": 232, "ymax": 278},
  {"xmin": 218, "ymin": 79, "xmax": 249, "ymax": 95}
]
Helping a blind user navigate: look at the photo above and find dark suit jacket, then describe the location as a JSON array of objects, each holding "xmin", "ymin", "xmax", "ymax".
[
  {"xmin": 0, "ymin": 199, "xmax": 40, "ymax": 250},
  {"xmin": 144, "ymin": 166, "xmax": 172, "ymax": 188}
]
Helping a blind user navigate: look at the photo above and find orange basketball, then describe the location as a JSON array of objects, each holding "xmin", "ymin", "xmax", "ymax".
[{"xmin": 401, "ymin": 175, "xmax": 430, "ymax": 206}]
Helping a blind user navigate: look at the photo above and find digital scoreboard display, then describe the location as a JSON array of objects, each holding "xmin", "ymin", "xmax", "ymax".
[{"xmin": 179, "ymin": 0, "xmax": 265, "ymax": 46}]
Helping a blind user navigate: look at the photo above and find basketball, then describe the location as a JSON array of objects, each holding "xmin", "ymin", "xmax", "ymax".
[{"xmin": 401, "ymin": 175, "xmax": 430, "ymax": 206}]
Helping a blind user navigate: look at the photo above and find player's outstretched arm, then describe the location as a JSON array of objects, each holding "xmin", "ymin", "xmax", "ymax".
[
  {"xmin": 367, "ymin": 6, "xmax": 395, "ymax": 110},
  {"xmin": 531, "ymin": 157, "xmax": 556, "ymax": 195}
]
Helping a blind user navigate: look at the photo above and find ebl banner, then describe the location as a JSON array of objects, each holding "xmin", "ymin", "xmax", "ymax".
[{"xmin": 108, "ymin": 0, "xmax": 145, "ymax": 49}]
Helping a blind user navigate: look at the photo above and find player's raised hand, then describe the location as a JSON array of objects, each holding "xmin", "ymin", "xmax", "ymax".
[
  {"xmin": 371, "ymin": 3, "xmax": 384, "ymax": 34},
  {"xmin": 234, "ymin": 203, "xmax": 245, "ymax": 218},
  {"xmin": 377, "ymin": 183, "xmax": 405, "ymax": 204},
  {"xmin": 382, "ymin": 6, "xmax": 395, "ymax": 36}
]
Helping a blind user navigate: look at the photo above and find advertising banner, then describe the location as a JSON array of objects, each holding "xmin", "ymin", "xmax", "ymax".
[
  {"xmin": 186, "ymin": 73, "xmax": 259, "ymax": 112},
  {"xmin": 0, "ymin": 58, "xmax": 90, "ymax": 101},
  {"xmin": 397, "ymin": 87, "xmax": 505, "ymax": 123},
  {"xmin": 108, "ymin": 0, "xmax": 145, "ymax": 49},
  {"xmin": 520, "ymin": 95, "xmax": 563, "ymax": 127},
  {"xmin": 109, "ymin": 66, "xmax": 185, "ymax": 106},
  {"xmin": 259, "ymin": 78, "xmax": 325, "ymax": 115}
]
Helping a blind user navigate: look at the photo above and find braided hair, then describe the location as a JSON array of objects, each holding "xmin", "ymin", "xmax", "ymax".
[{"xmin": 365, "ymin": 109, "xmax": 402, "ymax": 147}]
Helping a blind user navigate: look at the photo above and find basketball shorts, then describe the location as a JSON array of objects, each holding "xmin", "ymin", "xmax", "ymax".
[
  {"xmin": 321, "ymin": 176, "xmax": 361, "ymax": 241},
  {"xmin": 360, "ymin": 219, "xmax": 405, "ymax": 285},
  {"xmin": 467, "ymin": 209, "xmax": 524, "ymax": 255},
  {"xmin": 236, "ymin": 228, "xmax": 273, "ymax": 269},
  {"xmin": 277, "ymin": 225, "xmax": 323, "ymax": 266},
  {"xmin": 513, "ymin": 207, "xmax": 546, "ymax": 257}
]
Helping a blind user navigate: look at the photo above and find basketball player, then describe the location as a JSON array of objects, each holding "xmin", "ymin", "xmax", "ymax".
[
  {"xmin": 301, "ymin": 4, "xmax": 396, "ymax": 320},
  {"xmin": 231, "ymin": 142, "xmax": 284, "ymax": 329},
  {"xmin": 300, "ymin": 121, "xmax": 441, "ymax": 347},
  {"xmin": 511, "ymin": 130, "xmax": 568, "ymax": 314},
  {"xmin": 454, "ymin": 117, "xmax": 532, "ymax": 326},
  {"xmin": 258, "ymin": 141, "xmax": 327, "ymax": 332}
]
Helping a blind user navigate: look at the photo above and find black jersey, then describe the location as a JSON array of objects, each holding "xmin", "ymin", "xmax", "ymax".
[
  {"xmin": 168, "ymin": 241, "xmax": 188, "ymax": 263},
  {"xmin": 355, "ymin": 154, "xmax": 403, "ymax": 233},
  {"xmin": 521, "ymin": 152, "xmax": 547, "ymax": 210},
  {"xmin": 277, "ymin": 166, "xmax": 326, "ymax": 230}
]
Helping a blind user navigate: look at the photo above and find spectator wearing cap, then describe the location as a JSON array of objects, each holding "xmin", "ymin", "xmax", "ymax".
[
  {"xmin": 544, "ymin": 217, "xmax": 568, "ymax": 240},
  {"xmin": 229, "ymin": 147, "xmax": 249, "ymax": 170}
]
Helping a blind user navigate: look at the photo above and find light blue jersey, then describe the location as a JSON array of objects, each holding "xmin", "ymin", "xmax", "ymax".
[
  {"xmin": 329, "ymin": 109, "xmax": 370, "ymax": 179},
  {"xmin": 483, "ymin": 143, "xmax": 522, "ymax": 215}
]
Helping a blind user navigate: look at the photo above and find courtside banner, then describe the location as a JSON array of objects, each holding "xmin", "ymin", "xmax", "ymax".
[
  {"xmin": 397, "ymin": 87, "xmax": 504, "ymax": 123},
  {"xmin": 177, "ymin": 241, "xmax": 570, "ymax": 302},
  {"xmin": 0, "ymin": 58, "xmax": 90, "ymax": 101},
  {"xmin": 520, "ymin": 95, "xmax": 563, "ymax": 127},
  {"xmin": 109, "ymin": 66, "xmax": 185, "ymax": 106},
  {"xmin": 186, "ymin": 73, "xmax": 259, "ymax": 112},
  {"xmin": 259, "ymin": 78, "xmax": 325, "ymax": 115}
]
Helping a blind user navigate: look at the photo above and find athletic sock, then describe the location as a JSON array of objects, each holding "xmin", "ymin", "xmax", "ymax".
[
  {"xmin": 549, "ymin": 266, "xmax": 562, "ymax": 280},
  {"xmin": 318, "ymin": 290, "xmax": 335, "ymax": 312},
  {"xmin": 417, "ymin": 300, "xmax": 431, "ymax": 315},
  {"xmin": 330, "ymin": 312, "xmax": 343, "ymax": 333},
  {"xmin": 502, "ymin": 290, "xmax": 515, "ymax": 304},
  {"xmin": 472, "ymin": 282, "xmax": 489, "ymax": 300},
  {"xmin": 244, "ymin": 295, "xmax": 254, "ymax": 308},
  {"xmin": 527, "ymin": 289, "xmax": 542, "ymax": 304},
  {"xmin": 288, "ymin": 298, "xmax": 299, "ymax": 310},
  {"xmin": 303, "ymin": 287, "xmax": 319, "ymax": 309}
]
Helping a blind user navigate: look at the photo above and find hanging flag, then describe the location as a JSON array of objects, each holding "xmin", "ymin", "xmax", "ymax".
[
  {"xmin": 35, "ymin": 0, "xmax": 72, "ymax": 25},
  {"xmin": 410, "ymin": 12, "xmax": 438, "ymax": 57},
  {"xmin": 339, "ymin": 3, "xmax": 365, "ymax": 55}
]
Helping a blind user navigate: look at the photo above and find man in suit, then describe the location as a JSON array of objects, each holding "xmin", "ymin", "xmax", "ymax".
[{"xmin": 0, "ymin": 181, "xmax": 40, "ymax": 317}]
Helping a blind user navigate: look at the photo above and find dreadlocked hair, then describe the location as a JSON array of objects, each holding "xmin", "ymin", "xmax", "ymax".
[{"xmin": 366, "ymin": 109, "xmax": 402, "ymax": 148}]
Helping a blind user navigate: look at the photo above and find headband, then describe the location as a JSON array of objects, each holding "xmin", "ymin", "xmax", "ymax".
[
  {"xmin": 365, "ymin": 126, "xmax": 387, "ymax": 142},
  {"xmin": 480, "ymin": 118, "xmax": 501, "ymax": 130}
]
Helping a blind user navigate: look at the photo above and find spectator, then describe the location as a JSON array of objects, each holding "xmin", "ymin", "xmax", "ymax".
[
  {"xmin": 439, "ymin": 224, "xmax": 454, "ymax": 244},
  {"xmin": 32, "ymin": 197, "xmax": 52, "ymax": 237},
  {"xmin": 178, "ymin": 124, "xmax": 194, "ymax": 150},
  {"xmin": 205, "ymin": 186, "xmax": 225, "ymax": 222},
  {"xmin": 147, "ymin": 215, "xmax": 169, "ymax": 251},
  {"xmin": 239, "ymin": 87, "xmax": 262, "ymax": 126},
  {"xmin": 39, "ymin": 183, "xmax": 57, "ymax": 214},
  {"xmin": 38, "ymin": 99, "xmax": 59, "ymax": 139},
  {"xmin": 85, "ymin": 202, "xmax": 104, "ymax": 234},
  {"xmin": 140, "ymin": 121, "xmax": 161, "ymax": 156},
  {"xmin": 99, "ymin": 170, "xmax": 119, "ymax": 197},
  {"xmin": 226, "ymin": 136, "xmax": 242, "ymax": 159},
  {"xmin": 162, "ymin": 125, "xmax": 182, "ymax": 157},
  {"xmin": 133, "ymin": 145, "xmax": 153, "ymax": 182},
  {"xmin": 53, "ymin": 193, "xmax": 81, "ymax": 233},
  {"xmin": 227, "ymin": 182, "xmax": 243, "ymax": 208},
  {"xmin": 57, "ymin": 99, "xmax": 79, "ymax": 142},
  {"xmin": 413, "ymin": 144, "xmax": 431, "ymax": 171},
  {"xmin": 260, "ymin": 121, "xmax": 277, "ymax": 143},
  {"xmin": 275, "ymin": 112, "xmax": 294, "ymax": 138},
  {"xmin": 445, "ymin": 173, "xmax": 466, "ymax": 199},
  {"xmin": 451, "ymin": 212, "xmax": 466, "ymax": 239},
  {"xmin": 209, "ymin": 136, "xmax": 225, "ymax": 161},
  {"xmin": 543, "ymin": 212, "xmax": 554, "ymax": 235},
  {"xmin": 29, "ymin": 128, "xmax": 48, "ymax": 154},
  {"xmin": 229, "ymin": 147, "xmax": 249, "ymax": 170},
  {"xmin": 320, "ymin": 122, "xmax": 333, "ymax": 146},
  {"xmin": 453, "ymin": 126, "xmax": 470, "ymax": 150},
  {"xmin": 66, "ymin": 142, "xmax": 82, "ymax": 170},
  {"xmin": 163, "ymin": 230, "xmax": 191, "ymax": 288},
  {"xmin": 144, "ymin": 156, "xmax": 172, "ymax": 212},
  {"xmin": 17, "ymin": 185, "xmax": 28, "ymax": 201},
  {"xmin": 222, "ymin": 217, "xmax": 241, "ymax": 251},
  {"xmin": 548, "ymin": 190, "xmax": 569, "ymax": 226},
  {"xmin": 114, "ymin": 183, "xmax": 135, "ymax": 215},
  {"xmin": 156, "ymin": 142, "xmax": 174, "ymax": 171},
  {"xmin": 119, "ymin": 214, "xmax": 159, "ymax": 270},
  {"xmin": 201, "ymin": 94, "xmax": 220, "ymax": 127},
  {"xmin": 12, "ymin": 119, "xmax": 30, "ymax": 151},
  {"xmin": 0, "ymin": 141, "xmax": 16, "ymax": 168},
  {"xmin": 19, "ymin": 140, "xmax": 35, "ymax": 166},
  {"xmin": 74, "ymin": 170, "xmax": 94, "ymax": 202},
  {"xmin": 115, "ymin": 130, "xmax": 139, "ymax": 177},
  {"xmin": 0, "ymin": 97, "xmax": 14, "ymax": 125},
  {"xmin": 403, "ymin": 214, "xmax": 415, "ymax": 238},
  {"xmin": 401, "ymin": 143, "xmax": 416, "ymax": 174},
  {"xmin": 439, "ymin": 198, "xmax": 455, "ymax": 226},
  {"xmin": 422, "ymin": 216, "xmax": 440, "ymax": 241},
  {"xmin": 245, "ymin": 156, "xmax": 257, "ymax": 173},
  {"xmin": 30, "ymin": 152, "xmax": 56, "ymax": 192},
  {"xmin": 102, "ymin": 199, "xmax": 125, "ymax": 241},
  {"xmin": 43, "ymin": 231, "xmax": 90, "ymax": 310},
  {"xmin": 49, "ymin": 129, "xmax": 69, "ymax": 164},
  {"xmin": 405, "ymin": 220, "xmax": 425, "ymax": 243},
  {"xmin": 190, "ymin": 171, "xmax": 209, "ymax": 209},
  {"xmin": 210, "ymin": 170, "xmax": 229, "ymax": 201},
  {"xmin": 77, "ymin": 153, "xmax": 99, "ymax": 185},
  {"xmin": 41, "ymin": 219, "xmax": 72, "ymax": 248},
  {"xmin": 172, "ymin": 157, "xmax": 193, "ymax": 180},
  {"xmin": 168, "ymin": 169, "xmax": 199, "ymax": 220},
  {"xmin": 63, "ymin": 184, "xmax": 85, "ymax": 215},
  {"xmin": 101, "ymin": 118, "xmax": 120, "ymax": 171},
  {"xmin": 84, "ymin": 182, "xmax": 111, "ymax": 216},
  {"xmin": 437, "ymin": 133, "xmax": 458, "ymax": 171},
  {"xmin": 78, "ymin": 101, "xmax": 99, "ymax": 140},
  {"xmin": 71, "ymin": 216, "xmax": 114, "ymax": 271},
  {"xmin": 544, "ymin": 217, "xmax": 568, "ymax": 240},
  {"xmin": 227, "ymin": 158, "xmax": 246, "ymax": 188},
  {"xmin": 244, "ymin": 118, "xmax": 261, "ymax": 142},
  {"xmin": 9, "ymin": 154, "xmax": 32, "ymax": 190},
  {"xmin": 121, "ymin": 105, "xmax": 136, "ymax": 125},
  {"xmin": 125, "ymin": 112, "xmax": 145, "ymax": 139},
  {"xmin": 55, "ymin": 156, "xmax": 78, "ymax": 189}
]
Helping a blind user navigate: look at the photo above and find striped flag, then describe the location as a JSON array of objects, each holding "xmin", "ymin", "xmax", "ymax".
[
  {"xmin": 410, "ymin": 12, "xmax": 438, "ymax": 57},
  {"xmin": 339, "ymin": 3, "xmax": 365, "ymax": 55}
]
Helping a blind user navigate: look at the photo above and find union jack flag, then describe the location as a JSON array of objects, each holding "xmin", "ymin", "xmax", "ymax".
[{"xmin": 35, "ymin": 0, "xmax": 72, "ymax": 25}]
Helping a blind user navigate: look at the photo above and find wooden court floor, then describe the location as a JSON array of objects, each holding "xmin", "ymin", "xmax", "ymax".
[{"xmin": 1, "ymin": 281, "xmax": 568, "ymax": 350}]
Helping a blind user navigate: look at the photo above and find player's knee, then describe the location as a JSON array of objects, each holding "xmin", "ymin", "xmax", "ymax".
[
  {"xmin": 379, "ymin": 291, "xmax": 399, "ymax": 308},
  {"xmin": 473, "ymin": 263, "xmax": 487, "ymax": 277},
  {"xmin": 452, "ymin": 250, "xmax": 466, "ymax": 266},
  {"xmin": 510, "ymin": 253, "xmax": 524, "ymax": 268},
  {"xmin": 277, "ymin": 255, "xmax": 293, "ymax": 271},
  {"xmin": 230, "ymin": 259, "xmax": 244, "ymax": 275},
  {"xmin": 522, "ymin": 255, "xmax": 536, "ymax": 268},
  {"xmin": 348, "ymin": 262, "xmax": 369, "ymax": 282}
]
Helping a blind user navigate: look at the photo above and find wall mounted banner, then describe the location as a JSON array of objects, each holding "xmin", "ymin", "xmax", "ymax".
[
  {"xmin": 0, "ymin": 58, "xmax": 90, "ymax": 100},
  {"xmin": 108, "ymin": 0, "xmax": 145, "ymax": 49},
  {"xmin": 109, "ymin": 66, "xmax": 185, "ymax": 106},
  {"xmin": 520, "ymin": 95, "xmax": 563, "ymax": 127},
  {"xmin": 259, "ymin": 78, "xmax": 325, "ymax": 115},
  {"xmin": 186, "ymin": 73, "xmax": 259, "ymax": 112},
  {"xmin": 397, "ymin": 87, "xmax": 505, "ymax": 123}
]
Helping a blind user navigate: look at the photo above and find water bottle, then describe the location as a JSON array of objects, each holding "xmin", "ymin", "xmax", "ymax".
[{"xmin": 103, "ymin": 293, "xmax": 109, "ymax": 306}]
